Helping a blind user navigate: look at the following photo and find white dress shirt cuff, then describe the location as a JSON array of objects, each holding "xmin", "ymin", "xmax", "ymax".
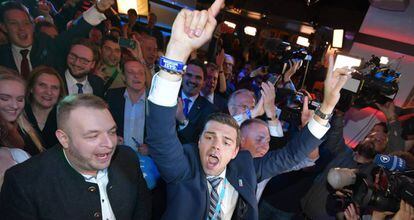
[
  {"xmin": 307, "ymin": 117, "xmax": 330, "ymax": 139},
  {"xmin": 148, "ymin": 73, "xmax": 182, "ymax": 107},
  {"xmin": 268, "ymin": 122, "xmax": 284, "ymax": 137},
  {"xmin": 82, "ymin": 5, "xmax": 107, "ymax": 26}
]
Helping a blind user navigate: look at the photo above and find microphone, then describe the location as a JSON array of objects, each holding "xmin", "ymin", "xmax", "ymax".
[
  {"xmin": 374, "ymin": 154, "xmax": 406, "ymax": 172},
  {"xmin": 327, "ymin": 168, "xmax": 357, "ymax": 190}
]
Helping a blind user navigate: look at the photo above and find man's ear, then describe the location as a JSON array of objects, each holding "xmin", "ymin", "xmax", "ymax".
[
  {"xmin": 55, "ymin": 129, "xmax": 69, "ymax": 149},
  {"xmin": 231, "ymin": 145, "xmax": 240, "ymax": 159},
  {"xmin": 0, "ymin": 23, "xmax": 8, "ymax": 34}
]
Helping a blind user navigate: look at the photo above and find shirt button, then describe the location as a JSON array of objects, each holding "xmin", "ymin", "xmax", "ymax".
[
  {"xmin": 94, "ymin": 211, "xmax": 101, "ymax": 218},
  {"xmin": 88, "ymin": 186, "xmax": 97, "ymax": 192}
]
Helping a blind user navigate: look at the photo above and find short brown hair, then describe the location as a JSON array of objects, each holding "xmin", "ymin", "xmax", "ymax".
[
  {"xmin": 27, "ymin": 65, "xmax": 66, "ymax": 101},
  {"xmin": 71, "ymin": 38, "xmax": 100, "ymax": 62},
  {"xmin": 204, "ymin": 113, "xmax": 241, "ymax": 147},
  {"xmin": 57, "ymin": 94, "xmax": 108, "ymax": 129}
]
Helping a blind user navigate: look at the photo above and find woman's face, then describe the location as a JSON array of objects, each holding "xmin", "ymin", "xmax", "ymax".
[
  {"xmin": 31, "ymin": 73, "xmax": 61, "ymax": 109},
  {"xmin": 0, "ymin": 80, "xmax": 25, "ymax": 123}
]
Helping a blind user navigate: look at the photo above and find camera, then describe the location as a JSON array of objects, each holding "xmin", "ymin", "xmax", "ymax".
[
  {"xmin": 341, "ymin": 55, "xmax": 401, "ymax": 109},
  {"xmin": 327, "ymin": 165, "xmax": 414, "ymax": 214}
]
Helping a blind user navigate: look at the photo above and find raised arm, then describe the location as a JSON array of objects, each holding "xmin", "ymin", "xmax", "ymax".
[
  {"xmin": 255, "ymin": 56, "xmax": 353, "ymax": 181},
  {"xmin": 146, "ymin": 0, "xmax": 224, "ymax": 183}
]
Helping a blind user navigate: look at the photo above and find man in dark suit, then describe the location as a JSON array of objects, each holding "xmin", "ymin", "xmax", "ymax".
[
  {"xmin": 62, "ymin": 39, "xmax": 105, "ymax": 98},
  {"xmin": 201, "ymin": 62, "xmax": 228, "ymax": 113},
  {"xmin": 0, "ymin": 0, "xmax": 113, "ymax": 78},
  {"xmin": 106, "ymin": 58, "xmax": 165, "ymax": 219},
  {"xmin": 176, "ymin": 59, "xmax": 218, "ymax": 144},
  {"xmin": 0, "ymin": 94, "xmax": 151, "ymax": 220},
  {"xmin": 145, "ymin": 1, "xmax": 351, "ymax": 219}
]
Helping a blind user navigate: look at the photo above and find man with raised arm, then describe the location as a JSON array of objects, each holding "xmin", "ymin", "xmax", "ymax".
[{"xmin": 146, "ymin": 0, "xmax": 351, "ymax": 219}]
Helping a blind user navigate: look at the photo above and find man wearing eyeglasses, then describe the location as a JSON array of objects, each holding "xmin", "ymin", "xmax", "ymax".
[{"xmin": 63, "ymin": 39, "xmax": 105, "ymax": 98}]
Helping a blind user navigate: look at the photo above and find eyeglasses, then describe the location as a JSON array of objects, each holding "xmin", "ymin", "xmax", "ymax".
[
  {"xmin": 67, "ymin": 53, "xmax": 93, "ymax": 65},
  {"xmin": 230, "ymin": 104, "xmax": 254, "ymax": 111}
]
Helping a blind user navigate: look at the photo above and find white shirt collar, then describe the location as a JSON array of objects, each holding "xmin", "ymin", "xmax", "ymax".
[
  {"xmin": 62, "ymin": 149, "xmax": 107, "ymax": 180},
  {"xmin": 181, "ymin": 91, "xmax": 198, "ymax": 103},
  {"xmin": 206, "ymin": 168, "xmax": 226, "ymax": 180},
  {"xmin": 11, "ymin": 44, "xmax": 32, "ymax": 53},
  {"xmin": 124, "ymin": 89, "xmax": 146, "ymax": 104},
  {"xmin": 65, "ymin": 69, "xmax": 88, "ymax": 84}
]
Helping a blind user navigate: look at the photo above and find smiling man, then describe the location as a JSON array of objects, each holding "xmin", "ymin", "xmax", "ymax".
[
  {"xmin": 176, "ymin": 59, "xmax": 218, "ymax": 144},
  {"xmin": 0, "ymin": 94, "xmax": 151, "ymax": 220},
  {"xmin": 146, "ymin": 0, "xmax": 351, "ymax": 219}
]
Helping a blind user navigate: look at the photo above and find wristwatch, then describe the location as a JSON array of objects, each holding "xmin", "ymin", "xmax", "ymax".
[
  {"xmin": 159, "ymin": 56, "xmax": 187, "ymax": 75},
  {"xmin": 314, "ymin": 108, "xmax": 333, "ymax": 120}
]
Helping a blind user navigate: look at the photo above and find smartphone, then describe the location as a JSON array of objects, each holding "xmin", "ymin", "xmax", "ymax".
[
  {"xmin": 333, "ymin": 53, "xmax": 362, "ymax": 71},
  {"xmin": 119, "ymin": 38, "xmax": 136, "ymax": 49}
]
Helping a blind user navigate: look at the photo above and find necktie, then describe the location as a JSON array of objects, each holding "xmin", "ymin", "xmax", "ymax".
[
  {"xmin": 20, "ymin": 49, "xmax": 30, "ymax": 79},
  {"xmin": 208, "ymin": 177, "xmax": 223, "ymax": 220},
  {"xmin": 76, "ymin": 83, "xmax": 84, "ymax": 94},
  {"xmin": 182, "ymin": 98, "xmax": 192, "ymax": 117}
]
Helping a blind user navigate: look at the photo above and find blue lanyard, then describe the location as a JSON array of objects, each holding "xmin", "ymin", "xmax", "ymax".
[{"xmin": 207, "ymin": 178, "xmax": 227, "ymax": 220}]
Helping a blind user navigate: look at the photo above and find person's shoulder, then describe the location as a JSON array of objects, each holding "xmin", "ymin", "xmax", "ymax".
[
  {"xmin": 88, "ymin": 73, "xmax": 105, "ymax": 84},
  {"xmin": 112, "ymin": 145, "xmax": 139, "ymax": 165},
  {"xmin": 106, "ymin": 87, "xmax": 126, "ymax": 97},
  {"xmin": 197, "ymin": 96, "xmax": 218, "ymax": 112},
  {"xmin": 5, "ymin": 146, "xmax": 61, "ymax": 180}
]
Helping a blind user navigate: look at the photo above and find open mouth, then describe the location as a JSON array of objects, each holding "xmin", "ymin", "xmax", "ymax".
[
  {"xmin": 95, "ymin": 153, "xmax": 111, "ymax": 163},
  {"xmin": 207, "ymin": 154, "xmax": 219, "ymax": 169}
]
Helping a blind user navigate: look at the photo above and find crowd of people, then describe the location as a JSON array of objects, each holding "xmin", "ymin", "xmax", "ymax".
[{"xmin": 0, "ymin": 0, "xmax": 413, "ymax": 219}]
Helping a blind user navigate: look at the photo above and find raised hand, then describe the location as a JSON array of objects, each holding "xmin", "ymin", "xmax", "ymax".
[
  {"xmin": 261, "ymin": 81, "xmax": 276, "ymax": 120},
  {"xmin": 96, "ymin": 0, "xmax": 115, "ymax": 12},
  {"xmin": 301, "ymin": 96, "xmax": 314, "ymax": 127},
  {"xmin": 320, "ymin": 55, "xmax": 352, "ymax": 114},
  {"xmin": 283, "ymin": 59, "xmax": 302, "ymax": 82},
  {"xmin": 165, "ymin": 0, "xmax": 224, "ymax": 62}
]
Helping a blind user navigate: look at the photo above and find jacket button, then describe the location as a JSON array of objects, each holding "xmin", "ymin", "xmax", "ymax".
[
  {"xmin": 94, "ymin": 211, "xmax": 101, "ymax": 218},
  {"xmin": 88, "ymin": 186, "xmax": 96, "ymax": 192}
]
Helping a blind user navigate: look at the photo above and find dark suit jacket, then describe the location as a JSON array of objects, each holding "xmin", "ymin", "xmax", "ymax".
[
  {"xmin": 0, "ymin": 145, "xmax": 151, "ymax": 220},
  {"xmin": 146, "ymin": 101, "xmax": 324, "ymax": 220},
  {"xmin": 178, "ymin": 95, "xmax": 218, "ymax": 144},
  {"xmin": 213, "ymin": 92, "xmax": 228, "ymax": 113},
  {"xmin": 24, "ymin": 104, "xmax": 59, "ymax": 149},
  {"xmin": 105, "ymin": 87, "xmax": 126, "ymax": 137},
  {"xmin": 105, "ymin": 87, "xmax": 150, "ymax": 138},
  {"xmin": 0, "ymin": 16, "xmax": 93, "ymax": 72}
]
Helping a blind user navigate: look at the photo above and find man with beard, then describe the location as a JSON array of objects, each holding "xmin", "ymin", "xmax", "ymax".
[
  {"xmin": 62, "ymin": 39, "xmax": 105, "ymax": 98},
  {"xmin": 0, "ymin": 0, "xmax": 114, "ymax": 79},
  {"xmin": 200, "ymin": 62, "xmax": 228, "ymax": 113},
  {"xmin": 145, "ymin": 0, "xmax": 351, "ymax": 219},
  {"xmin": 176, "ymin": 59, "xmax": 218, "ymax": 144},
  {"xmin": 0, "ymin": 94, "xmax": 150, "ymax": 219}
]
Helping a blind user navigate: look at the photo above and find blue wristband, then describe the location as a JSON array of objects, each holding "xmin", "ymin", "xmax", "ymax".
[{"xmin": 159, "ymin": 56, "xmax": 187, "ymax": 74}]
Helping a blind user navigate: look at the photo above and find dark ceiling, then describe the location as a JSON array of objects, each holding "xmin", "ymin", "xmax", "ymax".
[{"xmin": 199, "ymin": 0, "xmax": 371, "ymax": 32}]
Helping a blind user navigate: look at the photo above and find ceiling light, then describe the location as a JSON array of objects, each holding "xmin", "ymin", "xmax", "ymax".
[
  {"xmin": 117, "ymin": 0, "xmax": 149, "ymax": 15},
  {"xmin": 244, "ymin": 26, "xmax": 257, "ymax": 36}
]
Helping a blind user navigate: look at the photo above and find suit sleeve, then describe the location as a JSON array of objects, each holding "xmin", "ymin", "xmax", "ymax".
[
  {"xmin": 254, "ymin": 126, "xmax": 324, "ymax": 182},
  {"xmin": 146, "ymin": 101, "xmax": 193, "ymax": 183},
  {"xmin": 0, "ymin": 169, "xmax": 37, "ymax": 220},
  {"xmin": 134, "ymin": 153, "xmax": 152, "ymax": 220}
]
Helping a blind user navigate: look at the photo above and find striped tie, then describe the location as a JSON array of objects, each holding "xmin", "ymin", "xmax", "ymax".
[{"xmin": 208, "ymin": 177, "xmax": 223, "ymax": 220}]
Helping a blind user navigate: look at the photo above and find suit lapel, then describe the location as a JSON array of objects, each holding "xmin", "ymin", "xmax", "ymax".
[
  {"xmin": 226, "ymin": 163, "xmax": 256, "ymax": 218},
  {"xmin": 188, "ymin": 96, "xmax": 203, "ymax": 121}
]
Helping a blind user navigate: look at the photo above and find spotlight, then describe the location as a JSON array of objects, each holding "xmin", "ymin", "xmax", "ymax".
[
  {"xmin": 332, "ymin": 29, "xmax": 344, "ymax": 48},
  {"xmin": 224, "ymin": 21, "xmax": 236, "ymax": 29},
  {"xmin": 117, "ymin": 0, "xmax": 149, "ymax": 15},
  {"xmin": 244, "ymin": 26, "xmax": 257, "ymax": 36},
  {"xmin": 296, "ymin": 36, "xmax": 310, "ymax": 47}
]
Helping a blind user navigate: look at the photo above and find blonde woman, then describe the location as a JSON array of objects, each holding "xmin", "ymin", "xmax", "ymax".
[{"xmin": 0, "ymin": 72, "xmax": 45, "ymax": 155}]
